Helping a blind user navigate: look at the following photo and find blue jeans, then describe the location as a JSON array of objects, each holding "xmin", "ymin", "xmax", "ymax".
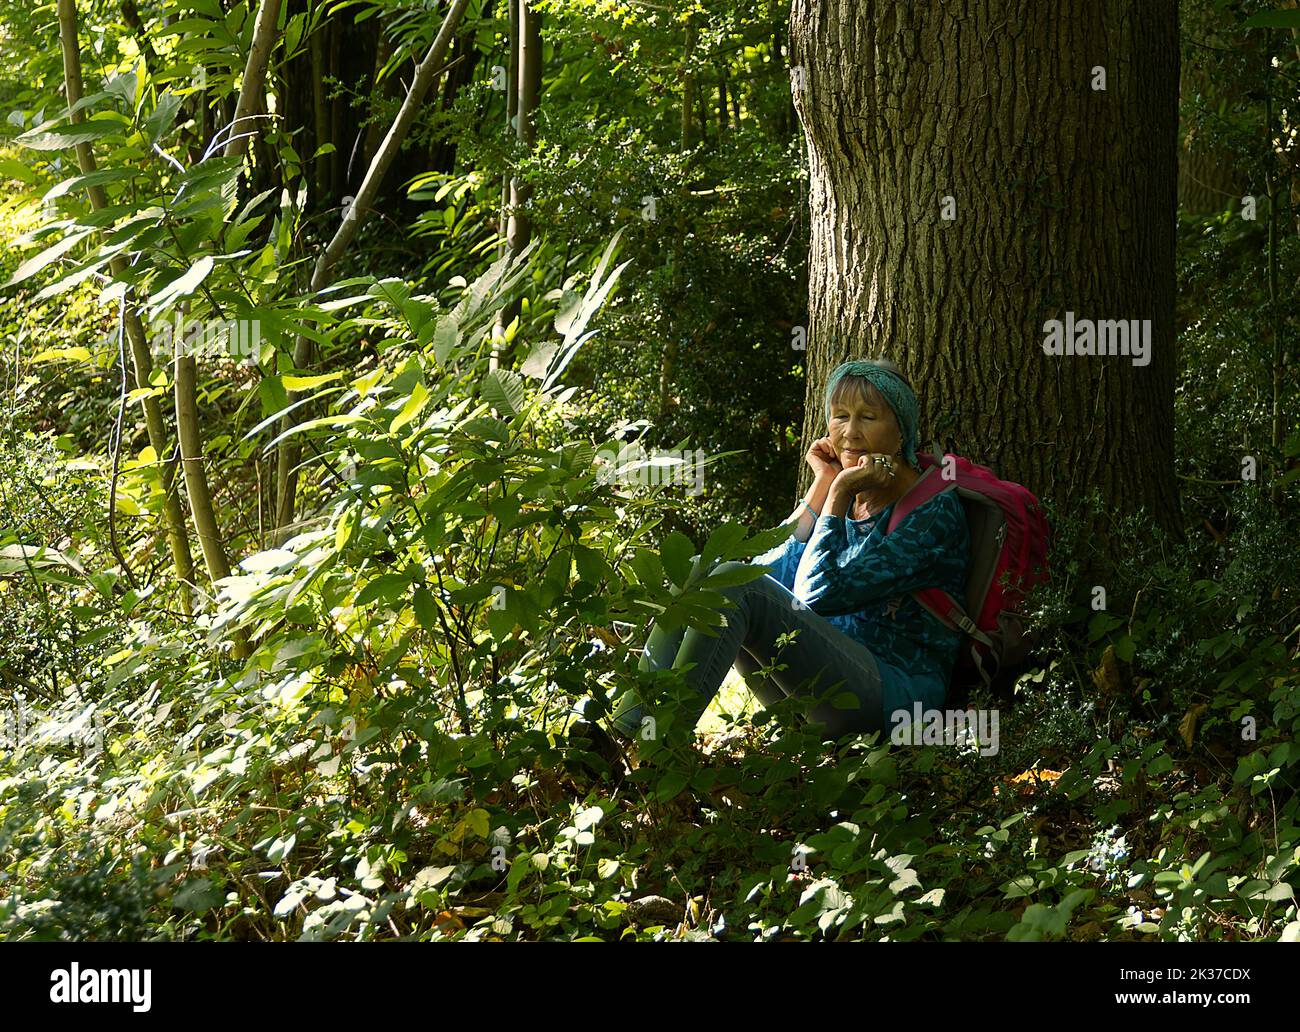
[{"xmin": 612, "ymin": 562, "xmax": 886, "ymax": 742}]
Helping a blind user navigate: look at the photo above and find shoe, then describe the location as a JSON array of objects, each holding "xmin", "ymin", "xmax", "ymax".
[{"xmin": 566, "ymin": 719, "xmax": 631, "ymax": 782}]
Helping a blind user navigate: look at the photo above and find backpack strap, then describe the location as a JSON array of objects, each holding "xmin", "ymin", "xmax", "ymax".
[
  {"xmin": 911, "ymin": 587, "xmax": 996, "ymax": 650},
  {"xmin": 883, "ymin": 451, "xmax": 996, "ymax": 654},
  {"xmin": 885, "ymin": 463, "xmax": 955, "ymax": 533}
]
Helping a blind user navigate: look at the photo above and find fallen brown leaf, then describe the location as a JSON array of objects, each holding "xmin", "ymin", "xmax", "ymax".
[{"xmin": 1179, "ymin": 703, "xmax": 1209, "ymax": 750}]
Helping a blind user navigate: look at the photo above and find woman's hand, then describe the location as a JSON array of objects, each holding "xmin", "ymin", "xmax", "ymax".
[
  {"xmin": 829, "ymin": 452, "xmax": 896, "ymax": 500},
  {"xmin": 806, "ymin": 436, "xmax": 842, "ymax": 480}
]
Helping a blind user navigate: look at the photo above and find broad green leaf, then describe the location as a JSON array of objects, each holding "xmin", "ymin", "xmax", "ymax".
[
  {"xmin": 660, "ymin": 532, "xmax": 696, "ymax": 588},
  {"xmin": 15, "ymin": 117, "xmax": 122, "ymax": 150},
  {"xmin": 145, "ymin": 89, "xmax": 185, "ymax": 144},
  {"xmin": 261, "ymin": 412, "xmax": 364, "ymax": 453},
  {"xmin": 239, "ymin": 549, "xmax": 300, "ymax": 572},
  {"xmin": 412, "ymin": 586, "xmax": 438, "ymax": 629},
  {"xmin": 481, "ymin": 368, "xmax": 527, "ymax": 418},
  {"xmin": 30, "ymin": 347, "xmax": 93, "ymax": 363},
  {"xmin": 389, "ymin": 381, "xmax": 429, "ymax": 435},
  {"xmin": 354, "ymin": 572, "xmax": 412, "ymax": 607},
  {"xmin": 701, "ymin": 522, "xmax": 748, "ymax": 566},
  {"xmin": 171, "ymin": 877, "xmax": 225, "ymax": 914},
  {"xmin": 4, "ymin": 227, "xmax": 96, "ymax": 287},
  {"xmin": 282, "ymin": 372, "xmax": 341, "ymax": 391},
  {"xmin": 42, "ymin": 167, "xmax": 138, "ymax": 202},
  {"xmin": 1243, "ymin": 10, "xmax": 1300, "ymax": 28},
  {"xmin": 432, "ymin": 316, "xmax": 460, "ymax": 364},
  {"xmin": 150, "ymin": 255, "xmax": 214, "ymax": 310}
]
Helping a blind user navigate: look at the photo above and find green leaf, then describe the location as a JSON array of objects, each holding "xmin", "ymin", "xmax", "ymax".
[
  {"xmin": 660, "ymin": 532, "xmax": 696, "ymax": 588},
  {"xmin": 412, "ymin": 586, "xmax": 438, "ymax": 628},
  {"xmin": 655, "ymin": 771, "xmax": 689, "ymax": 802},
  {"xmin": 701, "ymin": 522, "xmax": 748, "ymax": 566},
  {"xmin": 30, "ymin": 346, "xmax": 94, "ymax": 364},
  {"xmin": 4, "ymin": 227, "xmax": 96, "ymax": 287},
  {"xmin": 701, "ymin": 563, "xmax": 765, "ymax": 590},
  {"xmin": 389, "ymin": 381, "xmax": 429, "ymax": 435},
  {"xmin": 354, "ymin": 572, "xmax": 412, "ymax": 607},
  {"xmin": 0, "ymin": 156, "xmax": 39, "ymax": 184},
  {"xmin": 150, "ymin": 255, "xmax": 215, "ymax": 310},
  {"xmin": 145, "ymin": 89, "xmax": 185, "ymax": 144},
  {"xmin": 431, "ymin": 316, "xmax": 460, "ymax": 364},
  {"xmin": 282, "ymin": 372, "xmax": 341, "ymax": 391},
  {"xmin": 15, "ymin": 117, "xmax": 122, "ymax": 150},
  {"xmin": 239, "ymin": 549, "xmax": 300, "ymax": 573},
  {"xmin": 1243, "ymin": 10, "xmax": 1300, "ymax": 28},
  {"xmin": 171, "ymin": 877, "xmax": 225, "ymax": 914},
  {"xmin": 42, "ymin": 167, "xmax": 138, "ymax": 202},
  {"xmin": 481, "ymin": 368, "xmax": 527, "ymax": 418}
]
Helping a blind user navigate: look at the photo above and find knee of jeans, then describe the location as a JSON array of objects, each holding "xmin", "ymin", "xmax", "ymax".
[
  {"xmin": 711, "ymin": 561, "xmax": 779, "ymax": 599},
  {"xmin": 702, "ymin": 561, "xmax": 750, "ymax": 604}
]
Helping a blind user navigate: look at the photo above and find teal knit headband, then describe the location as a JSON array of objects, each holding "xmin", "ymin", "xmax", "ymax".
[{"xmin": 824, "ymin": 360, "xmax": 920, "ymax": 468}]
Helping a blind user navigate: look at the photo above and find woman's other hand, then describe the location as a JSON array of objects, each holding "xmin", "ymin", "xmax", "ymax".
[{"xmin": 806, "ymin": 436, "xmax": 842, "ymax": 479}]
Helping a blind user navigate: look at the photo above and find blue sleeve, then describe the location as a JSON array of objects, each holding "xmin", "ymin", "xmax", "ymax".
[
  {"xmin": 750, "ymin": 530, "xmax": 802, "ymax": 591},
  {"xmin": 793, "ymin": 492, "xmax": 967, "ymax": 616}
]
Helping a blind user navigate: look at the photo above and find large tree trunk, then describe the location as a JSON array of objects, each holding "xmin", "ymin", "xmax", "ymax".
[{"xmin": 788, "ymin": 0, "xmax": 1182, "ymax": 546}]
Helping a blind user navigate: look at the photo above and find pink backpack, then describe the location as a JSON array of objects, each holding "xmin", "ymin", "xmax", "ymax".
[{"xmin": 885, "ymin": 443, "xmax": 1051, "ymax": 692}]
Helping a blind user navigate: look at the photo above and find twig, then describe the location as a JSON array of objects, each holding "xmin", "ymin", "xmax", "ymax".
[{"xmin": 107, "ymin": 297, "xmax": 141, "ymax": 590}]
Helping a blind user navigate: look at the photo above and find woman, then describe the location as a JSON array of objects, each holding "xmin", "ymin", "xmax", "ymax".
[{"xmin": 607, "ymin": 358, "xmax": 971, "ymax": 749}]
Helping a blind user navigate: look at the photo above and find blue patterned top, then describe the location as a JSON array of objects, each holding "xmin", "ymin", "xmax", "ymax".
[{"xmin": 751, "ymin": 490, "xmax": 971, "ymax": 722}]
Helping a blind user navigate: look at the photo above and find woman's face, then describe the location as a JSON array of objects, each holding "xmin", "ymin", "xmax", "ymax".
[{"xmin": 827, "ymin": 379, "xmax": 903, "ymax": 469}]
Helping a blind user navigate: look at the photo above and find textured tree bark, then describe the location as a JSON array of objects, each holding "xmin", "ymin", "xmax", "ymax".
[
  {"xmin": 174, "ymin": 348, "xmax": 250, "ymax": 659},
  {"xmin": 224, "ymin": 0, "xmax": 282, "ymax": 159},
  {"xmin": 173, "ymin": 353, "xmax": 229, "ymax": 587},
  {"xmin": 57, "ymin": 0, "xmax": 197, "ymax": 614},
  {"xmin": 310, "ymin": 19, "xmax": 331, "ymax": 202},
  {"xmin": 787, "ymin": 0, "xmax": 1182, "ymax": 545}
]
